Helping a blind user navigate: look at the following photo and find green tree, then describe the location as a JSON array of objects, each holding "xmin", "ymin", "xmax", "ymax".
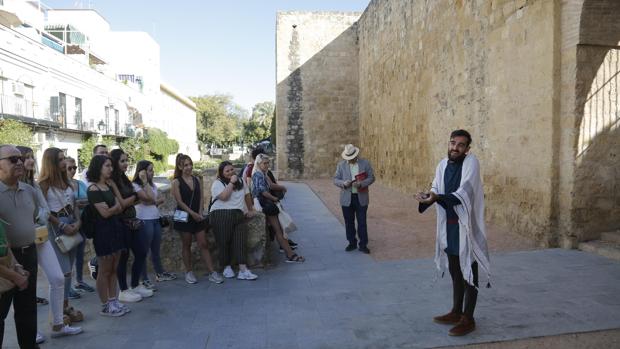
[
  {"xmin": 78, "ymin": 135, "xmax": 116, "ymax": 169},
  {"xmin": 0, "ymin": 119, "xmax": 34, "ymax": 147},
  {"xmin": 242, "ymin": 101, "xmax": 274, "ymax": 145},
  {"xmin": 191, "ymin": 94, "xmax": 246, "ymax": 148}
]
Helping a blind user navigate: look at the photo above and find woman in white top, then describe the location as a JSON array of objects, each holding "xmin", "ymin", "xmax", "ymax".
[
  {"xmin": 18, "ymin": 146, "xmax": 82, "ymax": 340},
  {"xmin": 38, "ymin": 148, "xmax": 85, "ymax": 327},
  {"xmin": 209, "ymin": 161, "xmax": 258, "ymax": 280},
  {"xmin": 132, "ymin": 160, "xmax": 176, "ymax": 288}
]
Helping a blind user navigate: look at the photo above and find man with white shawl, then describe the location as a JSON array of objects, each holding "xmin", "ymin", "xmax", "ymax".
[{"xmin": 415, "ymin": 129, "xmax": 490, "ymax": 337}]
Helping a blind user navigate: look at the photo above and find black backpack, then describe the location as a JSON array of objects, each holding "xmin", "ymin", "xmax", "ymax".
[{"xmin": 80, "ymin": 184, "xmax": 98, "ymax": 239}]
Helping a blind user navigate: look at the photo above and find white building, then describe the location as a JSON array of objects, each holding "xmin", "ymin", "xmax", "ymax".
[{"xmin": 0, "ymin": 1, "xmax": 199, "ymax": 166}]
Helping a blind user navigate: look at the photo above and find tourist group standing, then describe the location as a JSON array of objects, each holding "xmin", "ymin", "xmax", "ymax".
[{"xmin": 0, "ymin": 142, "xmax": 303, "ymax": 348}]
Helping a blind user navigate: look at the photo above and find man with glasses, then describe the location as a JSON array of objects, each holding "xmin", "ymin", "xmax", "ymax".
[{"xmin": 0, "ymin": 144, "xmax": 41, "ymax": 348}]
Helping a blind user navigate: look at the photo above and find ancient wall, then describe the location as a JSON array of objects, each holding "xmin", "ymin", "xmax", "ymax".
[
  {"xmin": 274, "ymin": 0, "xmax": 620, "ymax": 246},
  {"xmin": 358, "ymin": 0, "xmax": 557, "ymax": 244},
  {"xmin": 276, "ymin": 12, "xmax": 361, "ymax": 179}
]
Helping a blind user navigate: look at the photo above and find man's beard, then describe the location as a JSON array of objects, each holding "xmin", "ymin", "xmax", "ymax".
[{"xmin": 448, "ymin": 151, "xmax": 466, "ymax": 162}]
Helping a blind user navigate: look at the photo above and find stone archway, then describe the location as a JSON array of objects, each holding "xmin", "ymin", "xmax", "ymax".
[{"xmin": 556, "ymin": 0, "xmax": 620, "ymax": 246}]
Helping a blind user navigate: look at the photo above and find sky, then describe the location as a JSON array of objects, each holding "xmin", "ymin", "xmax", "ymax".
[{"xmin": 45, "ymin": 0, "xmax": 371, "ymax": 113}]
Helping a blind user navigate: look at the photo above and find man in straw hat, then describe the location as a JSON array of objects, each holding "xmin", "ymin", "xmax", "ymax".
[
  {"xmin": 333, "ymin": 144, "xmax": 375, "ymax": 254},
  {"xmin": 414, "ymin": 129, "xmax": 490, "ymax": 336}
]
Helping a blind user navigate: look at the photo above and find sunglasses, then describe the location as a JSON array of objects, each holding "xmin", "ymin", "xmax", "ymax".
[
  {"xmin": 0, "ymin": 156, "xmax": 23, "ymax": 164},
  {"xmin": 68, "ymin": 166, "xmax": 78, "ymax": 171}
]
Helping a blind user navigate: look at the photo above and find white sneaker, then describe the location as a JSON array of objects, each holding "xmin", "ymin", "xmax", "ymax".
[
  {"xmin": 237, "ymin": 269, "xmax": 258, "ymax": 280},
  {"xmin": 99, "ymin": 302, "xmax": 125, "ymax": 317},
  {"xmin": 112, "ymin": 299, "xmax": 131, "ymax": 314},
  {"xmin": 185, "ymin": 271, "xmax": 197, "ymax": 284},
  {"xmin": 222, "ymin": 265, "xmax": 235, "ymax": 278},
  {"xmin": 132, "ymin": 284, "xmax": 154, "ymax": 298},
  {"xmin": 119, "ymin": 289, "xmax": 142, "ymax": 303},
  {"xmin": 36, "ymin": 332, "xmax": 45, "ymax": 344},
  {"xmin": 51, "ymin": 324, "xmax": 83, "ymax": 338},
  {"xmin": 207, "ymin": 271, "xmax": 224, "ymax": 284}
]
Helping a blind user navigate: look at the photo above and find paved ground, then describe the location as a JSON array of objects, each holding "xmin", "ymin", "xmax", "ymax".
[{"xmin": 4, "ymin": 182, "xmax": 620, "ymax": 348}]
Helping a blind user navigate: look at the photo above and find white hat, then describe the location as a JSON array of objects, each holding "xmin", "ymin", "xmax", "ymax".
[{"xmin": 341, "ymin": 144, "xmax": 360, "ymax": 160}]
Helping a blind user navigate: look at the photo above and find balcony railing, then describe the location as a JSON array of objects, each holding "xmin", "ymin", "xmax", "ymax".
[{"xmin": 0, "ymin": 94, "xmax": 33, "ymax": 118}]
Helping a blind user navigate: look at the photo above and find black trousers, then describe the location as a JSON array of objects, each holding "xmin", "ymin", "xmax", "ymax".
[
  {"xmin": 448, "ymin": 254, "xmax": 478, "ymax": 319},
  {"xmin": 0, "ymin": 244, "xmax": 38, "ymax": 349}
]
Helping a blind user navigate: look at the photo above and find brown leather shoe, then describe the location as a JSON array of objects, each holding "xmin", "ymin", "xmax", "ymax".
[
  {"xmin": 449, "ymin": 315, "xmax": 476, "ymax": 336},
  {"xmin": 433, "ymin": 311, "xmax": 462, "ymax": 325}
]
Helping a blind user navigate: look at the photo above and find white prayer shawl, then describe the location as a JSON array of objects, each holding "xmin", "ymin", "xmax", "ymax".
[{"xmin": 431, "ymin": 154, "xmax": 490, "ymax": 287}]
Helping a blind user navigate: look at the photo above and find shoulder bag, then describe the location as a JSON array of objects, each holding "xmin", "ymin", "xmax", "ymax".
[{"xmin": 50, "ymin": 187, "xmax": 83, "ymax": 253}]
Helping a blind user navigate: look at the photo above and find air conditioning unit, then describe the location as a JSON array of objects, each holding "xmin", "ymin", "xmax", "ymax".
[{"xmin": 12, "ymin": 82, "xmax": 25, "ymax": 96}]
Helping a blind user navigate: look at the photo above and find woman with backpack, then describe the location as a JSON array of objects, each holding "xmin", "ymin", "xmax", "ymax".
[
  {"xmin": 86, "ymin": 154, "xmax": 126, "ymax": 316},
  {"xmin": 209, "ymin": 161, "xmax": 258, "ymax": 280}
]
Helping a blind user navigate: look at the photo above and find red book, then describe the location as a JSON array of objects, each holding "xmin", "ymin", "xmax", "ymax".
[{"xmin": 354, "ymin": 171, "xmax": 368, "ymax": 192}]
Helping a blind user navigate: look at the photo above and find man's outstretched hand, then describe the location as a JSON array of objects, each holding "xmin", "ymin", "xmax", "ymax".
[{"xmin": 415, "ymin": 191, "xmax": 437, "ymax": 205}]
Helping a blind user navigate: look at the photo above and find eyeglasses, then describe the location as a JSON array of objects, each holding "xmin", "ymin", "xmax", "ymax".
[
  {"xmin": 68, "ymin": 166, "xmax": 78, "ymax": 171},
  {"xmin": 0, "ymin": 156, "xmax": 23, "ymax": 164}
]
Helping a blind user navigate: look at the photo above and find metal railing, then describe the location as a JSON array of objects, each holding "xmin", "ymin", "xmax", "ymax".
[{"xmin": 0, "ymin": 94, "xmax": 33, "ymax": 118}]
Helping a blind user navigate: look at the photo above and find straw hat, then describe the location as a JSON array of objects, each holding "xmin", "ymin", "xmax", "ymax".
[{"xmin": 341, "ymin": 144, "xmax": 360, "ymax": 160}]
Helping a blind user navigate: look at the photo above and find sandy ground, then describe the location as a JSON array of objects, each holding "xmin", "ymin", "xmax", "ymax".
[{"xmin": 303, "ymin": 179, "xmax": 538, "ymax": 261}]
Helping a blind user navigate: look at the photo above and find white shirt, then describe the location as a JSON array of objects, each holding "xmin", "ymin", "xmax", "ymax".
[
  {"xmin": 210, "ymin": 180, "xmax": 250, "ymax": 213},
  {"xmin": 46, "ymin": 186, "xmax": 75, "ymax": 213},
  {"xmin": 132, "ymin": 183, "xmax": 160, "ymax": 220}
]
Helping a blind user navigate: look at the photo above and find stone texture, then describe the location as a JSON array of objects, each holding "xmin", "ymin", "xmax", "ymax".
[{"xmin": 275, "ymin": 0, "xmax": 620, "ymax": 247}]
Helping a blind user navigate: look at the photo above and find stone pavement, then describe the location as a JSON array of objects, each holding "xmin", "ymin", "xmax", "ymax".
[{"xmin": 4, "ymin": 182, "xmax": 620, "ymax": 348}]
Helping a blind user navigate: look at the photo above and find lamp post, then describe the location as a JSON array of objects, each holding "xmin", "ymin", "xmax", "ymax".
[{"xmin": 97, "ymin": 120, "xmax": 105, "ymax": 133}]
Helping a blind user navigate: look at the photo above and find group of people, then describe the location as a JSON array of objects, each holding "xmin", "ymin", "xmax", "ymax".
[
  {"xmin": 0, "ymin": 127, "xmax": 489, "ymax": 348},
  {"xmin": 334, "ymin": 130, "xmax": 490, "ymax": 337},
  {"xmin": 0, "ymin": 142, "xmax": 303, "ymax": 348}
]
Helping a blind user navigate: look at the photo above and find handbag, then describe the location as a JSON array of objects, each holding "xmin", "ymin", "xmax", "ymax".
[
  {"xmin": 159, "ymin": 215, "xmax": 171, "ymax": 228},
  {"xmin": 173, "ymin": 177, "xmax": 196, "ymax": 223},
  {"xmin": 276, "ymin": 202, "xmax": 297, "ymax": 235},
  {"xmin": 173, "ymin": 210, "xmax": 189, "ymax": 223},
  {"xmin": 34, "ymin": 225, "xmax": 49, "ymax": 245},
  {"xmin": 53, "ymin": 226, "xmax": 84, "ymax": 254},
  {"xmin": 123, "ymin": 218, "xmax": 144, "ymax": 231}
]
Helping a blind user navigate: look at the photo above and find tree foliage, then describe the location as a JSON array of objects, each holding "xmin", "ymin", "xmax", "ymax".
[
  {"xmin": 79, "ymin": 128, "xmax": 177, "ymax": 174},
  {"xmin": 242, "ymin": 101, "xmax": 274, "ymax": 145},
  {"xmin": 0, "ymin": 119, "xmax": 34, "ymax": 148},
  {"xmin": 191, "ymin": 94, "xmax": 246, "ymax": 148}
]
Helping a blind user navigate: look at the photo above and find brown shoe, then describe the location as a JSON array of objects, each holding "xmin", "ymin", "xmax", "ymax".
[
  {"xmin": 449, "ymin": 315, "xmax": 476, "ymax": 336},
  {"xmin": 433, "ymin": 311, "xmax": 462, "ymax": 324}
]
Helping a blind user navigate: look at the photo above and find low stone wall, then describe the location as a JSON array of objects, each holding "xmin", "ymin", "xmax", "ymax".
[{"xmin": 83, "ymin": 169, "xmax": 270, "ymax": 274}]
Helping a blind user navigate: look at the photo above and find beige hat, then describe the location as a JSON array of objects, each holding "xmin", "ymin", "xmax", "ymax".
[{"xmin": 341, "ymin": 144, "xmax": 360, "ymax": 160}]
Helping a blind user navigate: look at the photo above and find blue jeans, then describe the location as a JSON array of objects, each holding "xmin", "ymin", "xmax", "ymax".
[
  {"xmin": 341, "ymin": 194, "xmax": 368, "ymax": 248},
  {"xmin": 140, "ymin": 219, "xmax": 164, "ymax": 281},
  {"xmin": 74, "ymin": 231, "xmax": 86, "ymax": 283}
]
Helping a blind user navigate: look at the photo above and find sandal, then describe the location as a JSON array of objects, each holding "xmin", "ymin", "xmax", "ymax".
[
  {"xmin": 36, "ymin": 297, "xmax": 49, "ymax": 305},
  {"xmin": 64, "ymin": 306, "xmax": 84, "ymax": 322},
  {"xmin": 285, "ymin": 253, "xmax": 305, "ymax": 263}
]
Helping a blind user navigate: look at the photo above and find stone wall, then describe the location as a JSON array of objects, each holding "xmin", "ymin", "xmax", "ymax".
[
  {"xmin": 358, "ymin": 0, "xmax": 557, "ymax": 244},
  {"xmin": 276, "ymin": 12, "xmax": 361, "ymax": 179},
  {"xmin": 274, "ymin": 0, "xmax": 620, "ymax": 246}
]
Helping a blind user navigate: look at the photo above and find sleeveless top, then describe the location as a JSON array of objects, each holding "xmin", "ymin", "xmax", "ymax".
[{"xmin": 177, "ymin": 176, "xmax": 200, "ymax": 213}]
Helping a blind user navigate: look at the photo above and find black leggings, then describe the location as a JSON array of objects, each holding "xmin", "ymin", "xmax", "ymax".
[{"xmin": 448, "ymin": 255, "xmax": 478, "ymax": 319}]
